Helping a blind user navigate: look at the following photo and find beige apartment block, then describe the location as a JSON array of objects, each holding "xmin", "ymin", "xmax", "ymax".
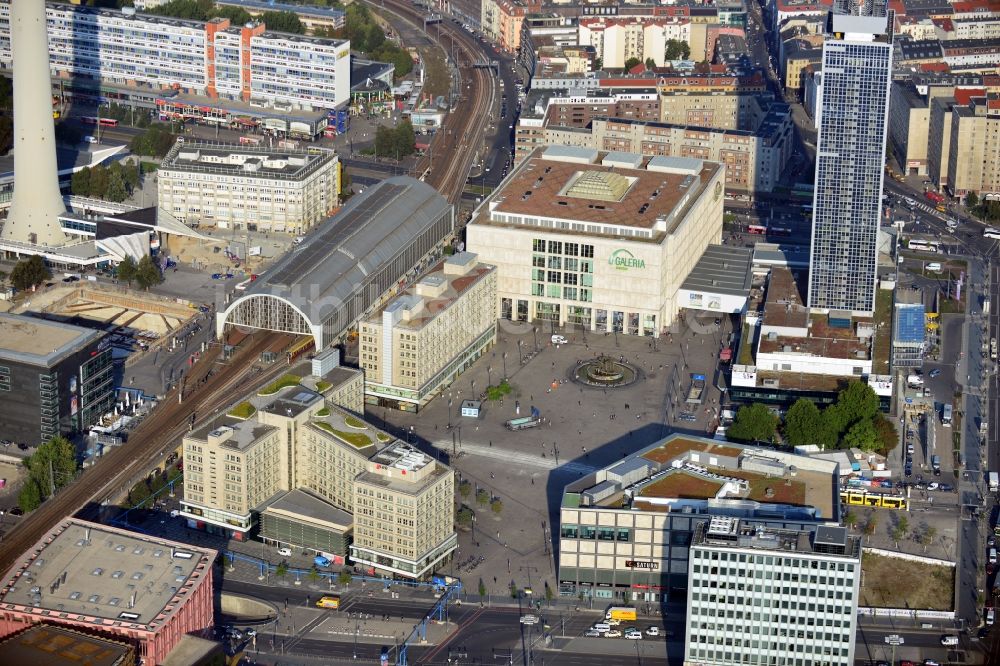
[
  {"xmin": 889, "ymin": 82, "xmax": 931, "ymax": 176},
  {"xmin": 158, "ymin": 141, "xmax": 340, "ymax": 233},
  {"xmin": 352, "ymin": 441, "xmax": 456, "ymax": 578},
  {"xmin": 359, "ymin": 253, "xmax": 497, "ymax": 412},
  {"xmin": 946, "ymin": 93, "xmax": 1000, "ymax": 197},
  {"xmin": 180, "ymin": 380, "xmax": 456, "ymax": 578}
]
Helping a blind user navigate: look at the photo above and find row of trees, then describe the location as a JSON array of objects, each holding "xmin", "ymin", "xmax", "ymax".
[
  {"xmin": 623, "ymin": 41, "xmax": 692, "ymax": 71},
  {"xmin": 966, "ymin": 192, "xmax": 1000, "ymax": 223},
  {"xmin": 332, "ymin": 4, "xmax": 413, "ymax": 78},
  {"xmin": 373, "ymin": 119, "xmax": 416, "ymax": 160},
  {"xmin": 117, "ymin": 255, "xmax": 165, "ymax": 290},
  {"xmin": 19, "ymin": 437, "xmax": 78, "ymax": 513},
  {"xmin": 71, "ymin": 161, "xmax": 142, "ymax": 202},
  {"xmin": 129, "ymin": 124, "xmax": 178, "ymax": 158},
  {"xmin": 149, "ymin": 0, "xmax": 305, "ymax": 32},
  {"xmin": 96, "ymin": 102, "xmax": 155, "ymax": 129},
  {"xmin": 727, "ymin": 381, "xmax": 898, "ymax": 456}
]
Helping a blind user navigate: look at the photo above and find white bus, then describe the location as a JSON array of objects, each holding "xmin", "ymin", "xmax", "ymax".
[
  {"xmin": 942, "ymin": 403, "xmax": 953, "ymax": 427},
  {"xmin": 907, "ymin": 239, "xmax": 940, "ymax": 252},
  {"xmin": 984, "ymin": 227, "xmax": 1000, "ymax": 239}
]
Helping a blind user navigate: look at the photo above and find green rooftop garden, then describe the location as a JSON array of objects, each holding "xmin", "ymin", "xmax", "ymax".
[
  {"xmin": 344, "ymin": 415, "xmax": 367, "ymax": 429},
  {"xmin": 258, "ymin": 374, "xmax": 301, "ymax": 396},
  {"xmin": 315, "ymin": 380, "xmax": 332, "ymax": 392},
  {"xmin": 227, "ymin": 402, "xmax": 256, "ymax": 420},
  {"xmin": 314, "ymin": 422, "xmax": 372, "ymax": 448}
]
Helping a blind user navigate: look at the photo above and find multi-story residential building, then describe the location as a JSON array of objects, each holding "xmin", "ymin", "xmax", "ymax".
[
  {"xmin": 780, "ymin": 32, "xmax": 824, "ymax": 93},
  {"xmin": 684, "ymin": 517, "xmax": 862, "ymax": 666},
  {"xmin": 352, "ymin": 441, "xmax": 456, "ymax": 579},
  {"xmin": 889, "ymin": 81, "xmax": 932, "ymax": 176},
  {"xmin": 180, "ymin": 384, "xmax": 456, "ymax": 579},
  {"xmin": 0, "ymin": 313, "xmax": 114, "ymax": 445},
  {"xmin": 0, "ymin": 2, "xmax": 351, "ymax": 111},
  {"xmin": 808, "ymin": 9, "xmax": 894, "ymax": 314},
  {"xmin": 558, "ymin": 433, "xmax": 842, "ymax": 602},
  {"xmin": 952, "ymin": 16, "xmax": 1000, "ymax": 40},
  {"xmin": 577, "ymin": 16, "xmax": 692, "ymax": 68},
  {"xmin": 157, "ymin": 141, "xmax": 340, "ymax": 233},
  {"xmin": 467, "ymin": 146, "xmax": 725, "ymax": 336},
  {"xmin": 941, "ymin": 37, "xmax": 1000, "ymax": 71},
  {"xmin": 360, "ymin": 253, "xmax": 497, "ymax": 412},
  {"xmin": 0, "ymin": 519, "xmax": 216, "ymax": 666},
  {"xmin": 943, "ymin": 92, "xmax": 1000, "ymax": 196},
  {"xmin": 215, "ymin": 0, "xmax": 346, "ymax": 33},
  {"xmin": 515, "ymin": 90, "xmax": 794, "ymax": 193},
  {"xmin": 482, "ymin": 0, "xmax": 540, "ymax": 53}
]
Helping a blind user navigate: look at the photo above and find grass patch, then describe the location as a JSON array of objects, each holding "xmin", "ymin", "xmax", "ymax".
[
  {"xmin": 872, "ymin": 289, "xmax": 892, "ymax": 374},
  {"xmin": 313, "ymin": 422, "xmax": 372, "ymax": 448},
  {"xmin": 939, "ymin": 297, "xmax": 965, "ymax": 315},
  {"xmin": 421, "ymin": 45, "xmax": 450, "ymax": 99},
  {"xmin": 258, "ymin": 374, "xmax": 301, "ymax": 396},
  {"xmin": 140, "ymin": 161, "xmax": 159, "ymax": 173},
  {"xmin": 315, "ymin": 380, "xmax": 332, "ymax": 392},
  {"xmin": 737, "ymin": 323, "xmax": 755, "ymax": 366},
  {"xmin": 227, "ymin": 401, "xmax": 256, "ymax": 420},
  {"xmin": 344, "ymin": 415, "xmax": 367, "ymax": 429},
  {"xmin": 316, "ymin": 407, "xmax": 330, "ymax": 417},
  {"xmin": 859, "ymin": 552, "xmax": 954, "ymax": 611},
  {"xmin": 376, "ymin": 432, "xmax": 392, "ymax": 443},
  {"xmin": 637, "ymin": 472, "xmax": 723, "ymax": 500}
]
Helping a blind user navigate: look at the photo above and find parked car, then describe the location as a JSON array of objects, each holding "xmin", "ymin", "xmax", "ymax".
[
  {"xmin": 584, "ymin": 629, "xmax": 603, "ymax": 637},
  {"xmin": 927, "ymin": 482, "xmax": 940, "ymax": 491},
  {"xmin": 624, "ymin": 629, "xmax": 643, "ymax": 640},
  {"xmin": 987, "ymin": 607, "xmax": 995, "ymax": 625},
  {"xmin": 940, "ymin": 635, "xmax": 958, "ymax": 646},
  {"xmin": 929, "ymin": 368, "xmax": 941, "ymax": 378},
  {"xmin": 551, "ymin": 334, "xmax": 568, "ymax": 345},
  {"xmin": 604, "ymin": 630, "xmax": 622, "ymax": 638},
  {"xmin": 314, "ymin": 555, "xmax": 331, "ymax": 567},
  {"xmin": 211, "ymin": 273, "xmax": 223, "ymax": 280},
  {"xmin": 645, "ymin": 626, "xmax": 660, "ymax": 636},
  {"xmin": 277, "ymin": 547, "xmax": 292, "ymax": 557},
  {"xmin": 938, "ymin": 483, "xmax": 954, "ymax": 492}
]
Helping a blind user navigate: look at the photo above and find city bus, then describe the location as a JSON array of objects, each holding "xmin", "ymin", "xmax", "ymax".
[
  {"xmin": 907, "ymin": 239, "xmax": 941, "ymax": 253},
  {"xmin": 747, "ymin": 224, "xmax": 768, "ymax": 235},
  {"xmin": 942, "ymin": 403, "xmax": 953, "ymax": 427},
  {"xmin": 316, "ymin": 595, "xmax": 341, "ymax": 609},
  {"xmin": 81, "ymin": 117, "xmax": 119, "ymax": 127}
]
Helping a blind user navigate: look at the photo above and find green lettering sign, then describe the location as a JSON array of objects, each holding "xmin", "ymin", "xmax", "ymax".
[{"xmin": 608, "ymin": 249, "xmax": 645, "ymax": 271}]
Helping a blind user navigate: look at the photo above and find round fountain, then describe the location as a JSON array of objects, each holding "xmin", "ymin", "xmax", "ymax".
[{"xmin": 572, "ymin": 354, "xmax": 639, "ymax": 388}]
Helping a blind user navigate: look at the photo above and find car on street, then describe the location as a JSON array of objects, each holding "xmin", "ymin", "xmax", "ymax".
[
  {"xmin": 929, "ymin": 368, "xmax": 941, "ymax": 378},
  {"xmin": 624, "ymin": 629, "xmax": 643, "ymax": 640},
  {"xmin": 987, "ymin": 607, "xmax": 996, "ymax": 625},
  {"xmin": 211, "ymin": 273, "xmax": 222, "ymax": 280},
  {"xmin": 519, "ymin": 614, "xmax": 539, "ymax": 625},
  {"xmin": 551, "ymin": 334, "xmax": 568, "ymax": 345},
  {"xmin": 645, "ymin": 626, "xmax": 660, "ymax": 636},
  {"xmin": 9, "ymin": 506, "xmax": 23, "ymax": 516},
  {"xmin": 604, "ymin": 630, "xmax": 622, "ymax": 638},
  {"xmin": 277, "ymin": 547, "xmax": 292, "ymax": 557},
  {"xmin": 938, "ymin": 483, "xmax": 954, "ymax": 492},
  {"xmin": 169, "ymin": 509, "xmax": 179, "ymax": 518},
  {"xmin": 584, "ymin": 629, "xmax": 603, "ymax": 637},
  {"xmin": 940, "ymin": 635, "xmax": 959, "ymax": 646}
]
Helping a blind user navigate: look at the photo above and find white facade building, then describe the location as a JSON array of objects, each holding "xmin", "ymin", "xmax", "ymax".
[
  {"xmin": 684, "ymin": 517, "xmax": 861, "ymax": 666},
  {"xmin": 578, "ymin": 17, "xmax": 691, "ymax": 68},
  {"xmin": 0, "ymin": 2, "xmax": 351, "ymax": 111},
  {"xmin": 158, "ymin": 142, "xmax": 340, "ymax": 233},
  {"xmin": 467, "ymin": 146, "xmax": 725, "ymax": 336}
]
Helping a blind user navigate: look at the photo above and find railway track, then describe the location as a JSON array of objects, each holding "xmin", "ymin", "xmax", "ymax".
[
  {"xmin": 375, "ymin": 0, "xmax": 493, "ymax": 205},
  {"xmin": 0, "ymin": 331, "xmax": 293, "ymax": 573}
]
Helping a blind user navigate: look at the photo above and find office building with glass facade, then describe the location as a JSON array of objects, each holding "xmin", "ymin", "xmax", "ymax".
[
  {"xmin": 0, "ymin": 313, "xmax": 114, "ymax": 445},
  {"xmin": 807, "ymin": 10, "xmax": 893, "ymax": 314},
  {"xmin": 684, "ymin": 518, "xmax": 861, "ymax": 666}
]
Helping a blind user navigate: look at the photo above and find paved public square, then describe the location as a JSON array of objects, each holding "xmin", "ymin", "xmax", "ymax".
[{"xmin": 378, "ymin": 314, "xmax": 733, "ymax": 599}]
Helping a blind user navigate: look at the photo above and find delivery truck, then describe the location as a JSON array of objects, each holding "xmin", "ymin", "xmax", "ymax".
[{"xmin": 605, "ymin": 607, "xmax": 638, "ymax": 621}]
